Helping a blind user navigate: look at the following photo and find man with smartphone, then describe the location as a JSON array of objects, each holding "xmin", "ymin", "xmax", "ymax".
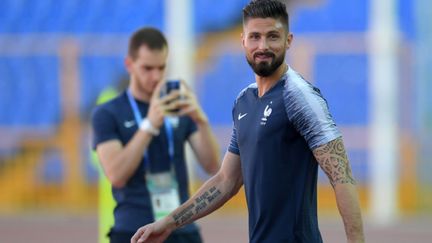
[{"xmin": 91, "ymin": 27, "xmax": 220, "ymax": 243}]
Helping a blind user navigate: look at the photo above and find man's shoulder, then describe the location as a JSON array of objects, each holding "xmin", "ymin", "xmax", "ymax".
[
  {"xmin": 283, "ymin": 67, "xmax": 324, "ymax": 105},
  {"xmin": 92, "ymin": 92, "xmax": 127, "ymax": 120},
  {"xmin": 234, "ymin": 82, "xmax": 257, "ymax": 104},
  {"xmin": 284, "ymin": 67, "xmax": 315, "ymax": 93},
  {"xmin": 95, "ymin": 92, "xmax": 126, "ymax": 111}
]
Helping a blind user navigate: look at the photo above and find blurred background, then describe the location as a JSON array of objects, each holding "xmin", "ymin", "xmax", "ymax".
[{"xmin": 0, "ymin": 0, "xmax": 431, "ymax": 242}]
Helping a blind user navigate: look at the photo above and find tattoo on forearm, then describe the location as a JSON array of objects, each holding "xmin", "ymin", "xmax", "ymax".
[
  {"xmin": 172, "ymin": 186, "xmax": 222, "ymax": 226},
  {"xmin": 172, "ymin": 204, "xmax": 194, "ymax": 226},
  {"xmin": 313, "ymin": 138, "xmax": 356, "ymax": 187}
]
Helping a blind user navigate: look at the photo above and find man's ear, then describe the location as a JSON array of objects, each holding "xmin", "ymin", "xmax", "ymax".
[
  {"xmin": 241, "ymin": 32, "xmax": 245, "ymax": 48},
  {"xmin": 124, "ymin": 56, "xmax": 132, "ymax": 73},
  {"xmin": 286, "ymin": 32, "xmax": 293, "ymax": 50}
]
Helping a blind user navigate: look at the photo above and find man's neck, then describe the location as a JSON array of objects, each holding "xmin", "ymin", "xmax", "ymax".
[
  {"xmin": 255, "ymin": 63, "xmax": 288, "ymax": 97},
  {"xmin": 129, "ymin": 83, "xmax": 151, "ymax": 102}
]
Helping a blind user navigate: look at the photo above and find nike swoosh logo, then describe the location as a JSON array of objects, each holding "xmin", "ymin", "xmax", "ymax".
[
  {"xmin": 238, "ymin": 113, "xmax": 247, "ymax": 120},
  {"xmin": 124, "ymin": 120, "xmax": 136, "ymax": 128}
]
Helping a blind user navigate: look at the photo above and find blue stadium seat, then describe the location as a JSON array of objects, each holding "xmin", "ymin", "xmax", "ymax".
[
  {"xmin": 79, "ymin": 56, "xmax": 124, "ymax": 113},
  {"xmin": 198, "ymin": 48, "xmax": 254, "ymax": 124},
  {"xmin": 12, "ymin": 0, "xmax": 47, "ymax": 33},
  {"xmin": 314, "ymin": 54, "xmax": 368, "ymax": 125},
  {"xmin": 0, "ymin": 0, "xmax": 11, "ymax": 32},
  {"xmin": 0, "ymin": 58, "xmax": 14, "ymax": 124},
  {"xmin": 1, "ymin": 0, "xmax": 244, "ymax": 34},
  {"xmin": 12, "ymin": 58, "xmax": 37, "ymax": 125},
  {"xmin": 0, "ymin": 0, "xmax": 26, "ymax": 33},
  {"xmin": 291, "ymin": 0, "xmax": 368, "ymax": 33},
  {"xmin": 36, "ymin": 0, "xmax": 72, "ymax": 32},
  {"xmin": 194, "ymin": 0, "xmax": 244, "ymax": 33},
  {"xmin": 3, "ymin": 59, "xmax": 21, "ymax": 125},
  {"xmin": 83, "ymin": 150, "xmax": 99, "ymax": 183},
  {"xmin": 113, "ymin": 0, "xmax": 164, "ymax": 33},
  {"xmin": 67, "ymin": 0, "xmax": 106, "ymax": 32},
  {"xmin": 33, "ymin": 57, "xmax": 61, "ymax": 125},
  {"xmin": 398, "ymin": 0, "xmax": 415, "ymax": 39},
  {"xmin": 38, "ymin": 149, "xmax": 64, "ymax": 183},
  {"xmin": 0, "ymin": 57, "xmax": 60, "ymax": 126}
]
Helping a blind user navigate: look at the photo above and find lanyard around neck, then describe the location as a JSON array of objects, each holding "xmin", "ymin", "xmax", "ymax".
[{"xmin": 126, "ymin": 90, "xmax": 175, "ymax": 168}]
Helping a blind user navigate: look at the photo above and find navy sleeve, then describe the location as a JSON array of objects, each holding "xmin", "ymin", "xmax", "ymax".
[
  {"xmin": 283, "ymin": 71, "xmax": 342, "ymax": 150},
  {"xmin": 91, "ymin": 105, "xmax": 120, "ymax": 150},
  {"xmin": 227, "ymin": 126, "xmax": 240, "ymax": 155},
  {"xmin": 184, "ymin": 116, "xmax": 198, "ymax": 139},
  {"xmin": 228, "ymin": 99, "xmax": 240, "ymax": 155}
]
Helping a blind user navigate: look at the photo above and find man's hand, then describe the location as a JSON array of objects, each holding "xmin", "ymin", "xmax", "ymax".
[
  {"xmin": 130, "ymin": 219, "xmax": 173, "ymax": 243},
  {"xmin": 146, "ymin": 81, "xmax": 182, "ymax": 128},
  {"xmin": 177, "ymin": 80, "xmax": 208, "ymax": 124}
]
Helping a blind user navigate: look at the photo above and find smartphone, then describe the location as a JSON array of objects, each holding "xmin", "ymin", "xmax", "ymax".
[
  {"xmin": 165, "ymin": 80, "xmax": 180, "ymax": 95},
  {"xmin": 162, "ymin": 80, "xmax": 181, "ymax": 113}
]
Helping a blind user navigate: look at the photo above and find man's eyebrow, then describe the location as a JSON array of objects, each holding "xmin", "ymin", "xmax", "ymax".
[
  {"xmin": 267, "ymin": 30, "xmax": 281, "ymax": 35},
  {"xmin": 248, "ymin": 31, "xmax": 260, "ymax": 35}
]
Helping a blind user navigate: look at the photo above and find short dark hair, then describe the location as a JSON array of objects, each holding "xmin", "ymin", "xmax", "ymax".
[
  {"xmin": 243, "ymin": 0, "xmax": 289, "ymax": 31},
  {"xmin": 128, "ymin": 27, "xmax": 168, "ymax": 59}
]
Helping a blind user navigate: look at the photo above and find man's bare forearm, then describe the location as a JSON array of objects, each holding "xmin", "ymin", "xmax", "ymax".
[
  {"xmin": 165, "ymin": 173, "xmax": 240, "ymax": 230},
  {"xmin": 334, "ymin": 183, "xmax": 365, "ymax": 242},
  {"xmin": 193, "ymin": 120, "xmax": 221, "ymax": 174},
  {"xmin": 172, "ymin": 185, "xmax": 222, "ymax": 227}
]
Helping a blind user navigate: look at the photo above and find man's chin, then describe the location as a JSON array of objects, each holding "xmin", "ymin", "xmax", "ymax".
[
  {"xmin": 255, "ymin": 59, "xmax": 272, "ymax": 65},
  {"xmin": 255, "ymin": 68, "xmax": 273, "ymax": 77}
]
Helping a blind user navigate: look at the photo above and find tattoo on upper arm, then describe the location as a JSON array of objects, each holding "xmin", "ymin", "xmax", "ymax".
[
  {"xmin": 313, "ymin": 138, "xmax": 355, "ymax": 187},
  {"xmin": 172, "ymin": 186, "xmax": 222, "ymax": 226}
]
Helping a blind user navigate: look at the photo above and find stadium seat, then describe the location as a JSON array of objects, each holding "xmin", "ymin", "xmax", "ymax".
[{"xmin": 291, "ymin": 0, "xmax": 367, "ymax": 32}]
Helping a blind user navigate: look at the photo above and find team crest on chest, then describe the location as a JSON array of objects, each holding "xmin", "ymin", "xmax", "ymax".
[{"xmin": 260, "ymin": 101, "xmax": 273, "ymax": 125}]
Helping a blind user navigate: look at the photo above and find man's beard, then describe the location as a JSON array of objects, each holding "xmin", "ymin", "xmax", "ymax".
[{"xmin": 246, "ymin": 51, "xmax": 285, "ymax": 77}]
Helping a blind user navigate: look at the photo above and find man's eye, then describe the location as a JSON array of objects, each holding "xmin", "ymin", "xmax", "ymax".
[
  {"xmin": 269, "ymin": 35, "xmax": 279, "ymax": 40},
  {"xmin": 250, "ymin": 34, "xmax": 259, "ymax": 40}
]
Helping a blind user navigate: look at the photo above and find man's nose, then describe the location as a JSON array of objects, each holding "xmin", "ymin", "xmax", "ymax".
[{"xmin": 258, "ymin": 39, "xmax": 269, "ymax": 50}]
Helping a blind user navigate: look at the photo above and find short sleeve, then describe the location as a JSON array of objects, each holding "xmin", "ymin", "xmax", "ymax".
[
  {"xmin": 91, "ymin": 106, "xmax": 120, "ymax": 150},
  {"xmin": 184, "ymin": 116, "xmax": 198, "ymax": 139},
  {"xmin": 283, "ymin": 74, "xmax": 342, "ymax": 150},
  {"xmin": 228, "ymin": 99, "xmax": 240, "ymax": 155},
  {"xmin": 227, "ymin": 126, "xmax": 240, "ymax": 155}
]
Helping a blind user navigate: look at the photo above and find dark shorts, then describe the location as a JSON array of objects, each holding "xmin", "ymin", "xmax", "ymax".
[{"xmin": 108, "ymin": 230, "xmax": 203, "ymax": 243}]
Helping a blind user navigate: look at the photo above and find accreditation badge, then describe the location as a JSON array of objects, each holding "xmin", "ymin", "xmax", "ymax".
[{"xmin": 146, "ymin": 171, "xmax": 180, "ymax": 221}]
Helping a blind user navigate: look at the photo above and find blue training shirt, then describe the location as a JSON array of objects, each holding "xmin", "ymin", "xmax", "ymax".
[
  {"xmin": 228, "ymin": 67, "xmax": 341, "ymax": 243},
  {"xmin": 91, "ymin": 91, "xmax": 199, "ymax": 234}
]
